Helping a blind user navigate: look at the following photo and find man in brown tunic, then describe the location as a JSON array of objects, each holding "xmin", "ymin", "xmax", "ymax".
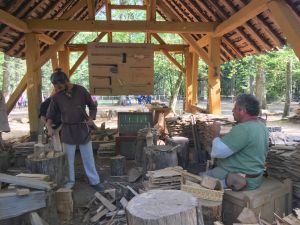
[{"xmin": 46, "ymin": 69, "xmax": 104, "ymax": 192}]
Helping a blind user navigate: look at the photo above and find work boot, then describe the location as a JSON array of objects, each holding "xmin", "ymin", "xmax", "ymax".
[{"xmin": 91, "ymin": 183, "xmax": 105, "ymax": 192}]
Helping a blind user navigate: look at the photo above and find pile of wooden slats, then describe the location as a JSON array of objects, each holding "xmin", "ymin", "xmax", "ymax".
[
  {"xmin": 266, "ymin": 144, "xmax": 300, "ymax": 207},
  {"xmin": 143, "ymin": 167, "xmax": 182, "ymax": 191},
  {"xmin": 97, "ymin": 142, "xmax": 116, "ymax": 158}
]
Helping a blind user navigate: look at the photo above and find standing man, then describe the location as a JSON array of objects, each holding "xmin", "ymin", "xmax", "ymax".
[
  {"xmin": 46, "ymin": 68, "xmax": 104, "ymax": 192},
  {"xmin": 208, "ymin": 94, "xmax": 269, "ymax": 190}
]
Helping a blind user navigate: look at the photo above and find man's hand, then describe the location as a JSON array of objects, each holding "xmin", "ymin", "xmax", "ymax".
[
  {"xmin": 211, "ymin": 121, "xmax": 221, "ymax": 138},
  {"xmin": 86, "ymin": 117, "xmax": 94, "ymax": 126}
]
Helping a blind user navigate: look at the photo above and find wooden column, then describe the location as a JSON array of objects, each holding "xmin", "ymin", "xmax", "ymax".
[
  {"xmin": 185, "ymin": 50, "xmax": 193, "ymax": 113},
  {"xmin": 191, "ymin": 53, "xmax": 199, "ymax": 113},
  {"xmin": 146, "ymin": 0, "xmax": 156, "ymax": 43},
  {"xmin": 106, "ymin": 0, "xmax": 112, "ymax": 43},
  {"xmin": 207, "ymin": 37, "xmax": 221, "ymax": 115},
  {"xmin": 58, "ymin": 46, "xmax": 70, "ymax": 77},
  {"xmin": 25, "ymin": 33, "xmax": 42, "ymax": 140},
  {"xmin": 51, "ymin": 53, "xmax": 58, "ymax": 71}
]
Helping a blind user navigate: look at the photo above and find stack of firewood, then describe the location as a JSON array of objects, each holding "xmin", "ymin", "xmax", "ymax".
[
  {"xmin": 143, "ymin": 167, "xmax": 183, "ymax": 191},
  {"xmin": 165, "ymin": 114, "xmax": 233, "ymax": 153},
  {"xmin": 266, "ymin": 144, "xmax": 300, "ymax": 207}
]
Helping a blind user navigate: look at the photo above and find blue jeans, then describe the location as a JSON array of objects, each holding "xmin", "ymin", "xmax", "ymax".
[{"xmin": 63, "ymin": 141, "xmax": 100, "ymax": 185}]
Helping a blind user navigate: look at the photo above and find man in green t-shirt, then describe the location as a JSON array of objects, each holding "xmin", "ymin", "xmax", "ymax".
[{"xmin": 208, "ymin": 94, "xmax": 269, "ymax": 190}]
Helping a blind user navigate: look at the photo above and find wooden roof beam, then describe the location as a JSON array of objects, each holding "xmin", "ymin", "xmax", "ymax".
[
  {"xmin": 214, "ymin": 0, "xmax": 269, "ymax": 37},
  {"xmin": 37, "ymin": 33, "xmax": 55, "ymax": 45},
  {"xmin": 0, "ymin": 9, "xmax": 31, "ymax": 33},
  {"xmin": 268, "ymin": 0, "xmax": 300, "ymax": 60},
  {"xmin": 26, "ymin": 20, "xmax": 218, "ymax": 33},
  {"xmin": 110, "ymin": 5, "xmax": 147, "ymax": 10},
  {"xmin": 156, "ymin": 0, "xmax": 213, "ymax": 67},
  {"xmin": 86, "ymin": 0, "xmax": 96, "ymax": 20}
]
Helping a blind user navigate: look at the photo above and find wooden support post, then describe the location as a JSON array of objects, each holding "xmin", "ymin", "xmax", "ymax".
[
  {"xmin": 106, "ymin": 0, "xmax": 112, "ymax": 43},
  {"xmin": 146, "ymin": 0, "xmax": 156, "ymax": 43},
  {"xmin": 58, "ymin": 46, "xmax": 70, "ymax": 77},
  {"xmin": 207, "ymin": 37, "xmax": 221, "ymax": 115},
  {"xmin": 51, "ymin": 53, "xmax": 58, "ymax": 71},
  {"xmin": 191, "ymin": 53, "xmax": 199, "ymax": 113},
  {"xmin": 268, "ymin": 0, "xmax": 300, "ymax": 61},
  {"xmin": 185, "ymin": 50, "xmax": 193, "ymax": 113},
  {"xmin": 25, "ymin": 33, "xmax": 42, "ymax": 140}
]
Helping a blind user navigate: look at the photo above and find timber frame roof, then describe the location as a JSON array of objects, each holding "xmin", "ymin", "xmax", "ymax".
[{"xmin": 0, "ymin": 0, "xmax": 300, "ymax": 62}]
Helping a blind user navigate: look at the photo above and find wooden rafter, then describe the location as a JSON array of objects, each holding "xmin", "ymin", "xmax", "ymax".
[
  {"xmin": 268, "ymin": 0, "xmax": 300, "ymax": 60},
  {"xmin": 152, "ymin": 33, "xmax": 185, "ymax": 73},
  {"xmin": 37, "ymin": 33, "xmax": 55, "ymax": 45},
  {"xmin": 110, "ymin": 5, "xmax": 147, "ymax": 10},
  {"xmin": 86, "ymin": 0, "xmax": 95, "ymax": 20},
  {"xmin": 156, "ymin": 0, "xmax": 213, "ymax": 67},
  {"xmin": 0, "ymin": 9, "xmax": 31, "ymax": 33},
  {"xmin": 26, "ymin": 20, "xmax": 217, "ymax": 33}
]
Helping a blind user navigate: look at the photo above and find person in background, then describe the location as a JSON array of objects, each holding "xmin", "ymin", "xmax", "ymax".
[
  {"xmin": 46, "ymin": 68, "xmax": 104, "ymax": 192},
  {"xmin": 208, "ymin": 94, "xmax": 269, "ymax": 190}
]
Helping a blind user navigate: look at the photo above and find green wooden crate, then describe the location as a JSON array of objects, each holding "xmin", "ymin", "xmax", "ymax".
[{"xmin": 118, "ymin": 112, "xmax": 153, "ymax": 136}]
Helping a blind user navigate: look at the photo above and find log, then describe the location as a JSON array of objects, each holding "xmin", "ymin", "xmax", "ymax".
[
  {"xmin": 55, "ymin": 188, "xmax": 73, "ymax": 223},
  {"xmin": 126, "ymin": 190, "xmax": 204, "ymax": 225},
  {"xmin": 110, "ymin": 155, "xmax": 126, "ymax": 176},
  {"xmin": 26, "ymin": 152, "xmax": 67, "ymax": 187},
  {"xmin": 144, "ymin": 145, "xmax": 178, "ymax": 172},
  {"xmin": 199, "ymin": 199, "xmax": 222, "ymax": 225},
  {"xmin": 0, "ymin": 151, "xmax": 9, "ymax": 172},
  {"xmin": 135, "ymin": 128, "xmax": 158, "ymax": 167},
  {"xmin": 165, "ymin": 136, "xmax": 189, "ymax": 169}
]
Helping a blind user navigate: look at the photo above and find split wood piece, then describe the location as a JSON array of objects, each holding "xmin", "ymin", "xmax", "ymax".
[
  {"xmin": 16, "ymin": 188, "xmax": 30, "ymax": 196},
  {"xmin": 16, "ymin": 173, "xmax": 49, "ymax": 181},
  {"xmin": 0, "ymin": 190, "xmax": 46, "ymax": 220},
  {"xmin": 110, "ymin": 155, "xmax": 126, "ymax": 176},
  {"xmin": 128, "ymin": 167, "xmax": 143, "ymax": 182},
  {"xmin": 201, "ymin": 176, "xmax": 218, "ymax": 190},
  {"xmin": 200, "ymin": 199, "xmax": 222, "ymax": 225},
  {"xmin": 120, "ymin": 197, "xmax": 128, "ymax": 208},
  {"xmin": 56, "ymin": 188, "xmax": 73, "ymax": 223},
  {"xmin": 0, "ymin": 173, "xmax": 51, "ymax": 190},
  {"xmin": 282, "ymin": 214, "xmax": 300, "ymax": 225},
  {"xmin": 90, "ymin": 208, "xmax": 109, "ymax": 223},
  {"xmin": 95, "ymin": 192, "xmax": 117, "ymax": 212},
  {"xmin": 237, "ymin": 208, "xmax": 258, "ymax": 224},
  {"xmin": 144, "ymin": 145, "xmax": 178, "ymax": 173},
  {"xmin": 293, "ymin": 208, "xmax": 300, "ymax": 220},
  {"xmin": 127, "ymin": 185, "xmax": 138, "ymax": 196},
  {"xmin": 126, "ymin": 190, "xmax": 203, "ymax": 225},
  {"xmin": 214, "ymin": 222, "xmax": 224, "ymax": 225},
  {"xmin": 30, "ymin": 212, "xmax": 49, "ymax": 225},
  {"xmin": 26, "ymin": 152, "xmax": 67, "ymax": 187},
  {"xmin": 105, "ymin": 188, "xmax": 116, "ymax": 201}
]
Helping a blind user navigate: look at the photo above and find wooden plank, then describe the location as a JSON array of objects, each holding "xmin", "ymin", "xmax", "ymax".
[
  {"xmin": 26, "ymin": 20, "xmax": 217, "ymax": 33},
  {"xmin": 110, "ymin": 5, "xmax": 147, "ymax": 10},
  {"xmin": 213, "ymin": 0, "xmax": 269, "ymax": 37},
  {"xmin": 268, "ymin": 0, "xmax": 300, "ymax": 61},
  {"xmin": 208, "ymin": 37, "xmax": 221, "ymax": 115},
  {"xmin": 90, "ymin": 209, "xmax": 109, "ymax": 223},
  {"xmin": 94, "ymin": 192, "xmax": 117, "ymax": 212},
  {"xmin": 30, "ymin": 212, "xmax": 49, "ymax": 225},
  {"xmin": 58, "ymin": 47, "xmax": 70, "ymax": 77},
  {"xmin": 0, "ymin": 191, "xmax": 46, "ymax": 220},
  {"xmin": 0, "ymin": 9, "xmax": 31, "ymax": 33},
  {"xmin": 0, "ymin": 173, "xmax": 51, "ymax": 190}
]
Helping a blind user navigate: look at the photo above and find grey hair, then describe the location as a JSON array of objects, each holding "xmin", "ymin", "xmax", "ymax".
[{"xmin": 235, "ymin": 94, "xmax": 260, "ymax": 116}]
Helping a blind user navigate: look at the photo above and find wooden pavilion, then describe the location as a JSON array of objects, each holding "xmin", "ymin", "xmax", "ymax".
[{"xmin": 0, "ymin": 0, "xmax": 299, "ymax": 139}]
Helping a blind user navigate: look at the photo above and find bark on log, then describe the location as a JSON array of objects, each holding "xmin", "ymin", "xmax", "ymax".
[
  {"xmin": 110, "ymin": 155, "xmax": 126, "ymax": 176},
  {"xmin": 144, "ymin": 145, "xmax": 178, "ymax": 172},
  {"xmin": 166, "ymin": 136, "xmax": 189, "ymax": 169},
  {"xmin": 126, "ymin": 190, "xmax": 203, "ymax": 225},
  {"xmin": 26, "ymin": 152, "xmax": 67, "ymax": 187},
  {"xmin": 199, "ymin": 199, "xmax": 222, "ymax": 225},
  {"xmin": 55, "ymin": 188, "xmax": 73, "ymax": 223}
]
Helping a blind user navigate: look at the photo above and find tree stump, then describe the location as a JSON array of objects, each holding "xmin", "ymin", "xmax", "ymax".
[
  {"xmin": 126, "ymin": 190, "xmax": 203, "ymax": 225},
  {"xmin": 144, "ymin": 145, "xmax": 178, "ymax": 172},
  {"xmin": 166, "ymin": 136, "xmax": 189, "ymax": 169},
  {"xmin": 26, "ymin": 152, "xmax": 67, "ymax": 187},
  {"xmin": 110, "ymin": 155, "xmax": 126, "ymax": 176},
  {"xmin": 135, "ymin": 128, "xmax": 158, "ymax": 167},
  {"xmin": 199, "ymin": 199, "xmax": 222, "ymax": 225},
  {"xmin": 56, "ymin": 188, "xmax": 73, "ymax": 223}
]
